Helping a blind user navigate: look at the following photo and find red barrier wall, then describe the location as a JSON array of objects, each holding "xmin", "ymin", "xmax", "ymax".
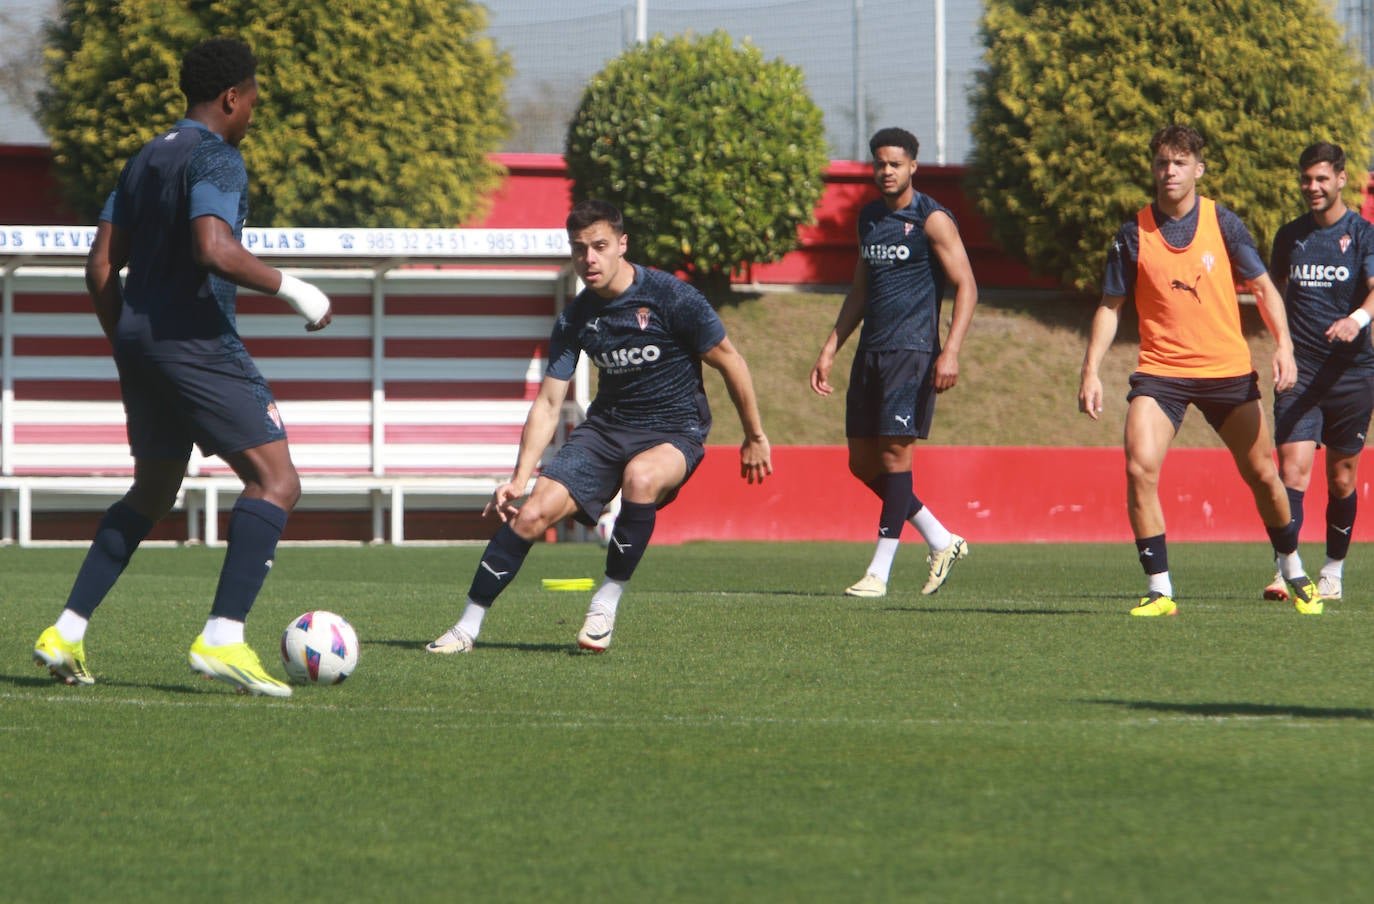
[
  {"xmin": 656, "ymin": 445, "xmax": 1363, "ymax": 545},
  {"xmin": 0, "ymin": 146, "xmax": 1049, "ymax": 288}
]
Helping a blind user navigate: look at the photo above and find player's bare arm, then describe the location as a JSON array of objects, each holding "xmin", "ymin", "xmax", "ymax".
[
  {"xmin": 925, "ymin": 210, "xmax": 978, "ymax": 392},
  {"xmin": 488, "ymin": 374, "xmax": 571, "ymax": 521},
  {"xmin": 85, "ymin": 220, "xmax": 129, "ymax": 342},
  {"xmin": 1325, "ymin": 276, "xmax": 1374, "ymax": 343},
  {"xmin": 701, "ymin": 337, "xmax": 773, "ymax": 483},
  {"xmin": 1246, "ymin": 272, "xmax": 1296, "ymax": 391},
  {"xmin": 1078, "ymin": 293, "xmax": 1125, "ymax": 420},
  {"xmin": 191, "ymin": 214, "xmax": 333, "ymax": 332},
  {"xmin": 810, "ymin": 260, "xmax": 869, "ymax": 396}
]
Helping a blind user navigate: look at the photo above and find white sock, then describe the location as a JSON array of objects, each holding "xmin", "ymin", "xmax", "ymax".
[
  {"xmin": 1322, "ymin": 558, "xmax": 1344, "ymax": 580},
  {"xmin": 457, "ymin": 601, "xmax": 487, "ymax": 640},
  {"xmin": 55, "ymin": 610, "xmax": 88, "ymax": 644},
  {"xmin": 910, "ymin": 507, "xmax": 953, "ymax": 552},
  {"xmin": 866, "ymin": 537, "xmax": 900, "ymax": 582},
  {"xmin": 202, "ymin": 617, "xmax": 244, "ymax": 646},
  {"xmin": 591, "ymin": 578, "xmax": 626, "ymax": 617},
  {"xmin": 1277, "ymin": 551, "xmax": 1305, "ymax": 582},
  {"xmin": 1148, "ymin": 572, "xmax": 1173, "ymax": 597}
]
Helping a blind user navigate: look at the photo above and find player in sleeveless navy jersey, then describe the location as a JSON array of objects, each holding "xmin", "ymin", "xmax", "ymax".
[
  {"xmin": 1259, "ymin": 142, "xmax": 1374, "ymax": 603},
  {"xmin": 428, "ymin": 200, "xmax": 771, "ymax": 654},
  {"xmin": 31, "ymin": 38, "xmax": 333, "ymax": 696},
  {"xmin": 809, "ymin": 127, "xmax": 978, "ymax": 600}
]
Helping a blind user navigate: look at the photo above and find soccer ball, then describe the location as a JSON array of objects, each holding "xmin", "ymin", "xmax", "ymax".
[{"xmin": 281, "ymin": 610, "xmax": 359, "ymax": 685}]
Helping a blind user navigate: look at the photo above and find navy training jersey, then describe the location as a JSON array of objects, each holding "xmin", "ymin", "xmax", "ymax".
[
  {"xmin": 1103, "ymin": 199, "xmax": 1266, "ymax": 297},
  {"xmin": 546, "ymin": 265, "xmax": 727, "ymax": 438},
  {"xmin": 101, "ymin": 119, "xmax": 250, "ymax": 359},
  {"xmin": 856, "ymin": 192, "xmax": 950, "ymax": 352},
  {"xmin": 1269, "ymin": 209, "xmax": 1374, "ymax": 371}
]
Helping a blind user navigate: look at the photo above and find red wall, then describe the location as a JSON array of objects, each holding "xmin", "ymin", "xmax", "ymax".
[
  {"xmin": 0, "ymin": 146, "xmax": 1049, "ymax": 288},
  {"xmin": 470, "ymin": 154, "xmax": 1050, "ymax": 288},
  {"xmin": 657, "ymin": 445, "xmax": 1363, "ymax": 545}
]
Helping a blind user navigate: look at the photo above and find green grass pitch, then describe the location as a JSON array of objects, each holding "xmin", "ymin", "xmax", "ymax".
[{"xmin": 2, "ymin": 540, "xmax": 1371, "ymax": 903}]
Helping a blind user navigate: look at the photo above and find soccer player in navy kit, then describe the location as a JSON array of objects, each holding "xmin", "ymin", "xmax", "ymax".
[
  {"xmin": 1260, "ymin": 142, "xmax": 1374, "ymax": 603},
  {"xmin": 31, "ymin": 39, "xmax": 333, "ymax": 695},
  {"xmin": 809, "ymin": 127, "xmax": 978, "ymax": 600},
  {"xmin": 427, "ymin": 200, "xmax": 771, "ymax": 654}
]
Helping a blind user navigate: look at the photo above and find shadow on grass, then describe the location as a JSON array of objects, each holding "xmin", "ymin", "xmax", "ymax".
[
  {"xmin": 0, "ymin": 671, "xmax": 249, "ymax": 696},
  {"xmin": 1088, "ymin": 698, "xmax": 1374, "ymax": 720},
  {"xmin": 884, "ymin": 605, "xmax": 1099, "ymax": 615},
  {"xmin": 368, "ymin": 638, "xmax": 575, "ymax": 655}
]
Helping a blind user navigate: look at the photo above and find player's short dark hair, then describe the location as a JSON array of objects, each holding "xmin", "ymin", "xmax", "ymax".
[
  {"xmin": 1149, "ymin": 124, "xmax": 1205, "ymax": 161},
  {"xmin": 566, "ymin": 200, "xmax": 624, "ymax": 236},
  {"xmin": 1299, "ymin": 141, "xmax": 1346, "ymax": 173},
  {"xmin": 180, "ymin": 38, "xmax": 257, "ymax": 105},
  {"xmin": 869, "ymin": 127, "xmax": 920, "ymax": 161}
]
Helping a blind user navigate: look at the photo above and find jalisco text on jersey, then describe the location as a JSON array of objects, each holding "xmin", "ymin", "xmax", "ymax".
[
  {"xmin": 861, "ymin": 243, "xmax": 912, "ymax": 262},
  {"xmin": 1290, "ymin": 263, "xmax": 1351, "ymax": 282},
  {"xmin": 591, "ymin": 344, "xmax": 662, "ymax": 369}
]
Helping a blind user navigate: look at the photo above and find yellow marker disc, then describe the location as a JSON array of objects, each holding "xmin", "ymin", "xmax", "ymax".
[{"xmin": 541, "ymin": 578, "xmax": 595, "ymax": 591}]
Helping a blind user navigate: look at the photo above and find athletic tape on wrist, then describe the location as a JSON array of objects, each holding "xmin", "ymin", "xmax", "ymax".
[{"xmin": 277, "ymin": 273, "xmax": 331, "ymax": 324}]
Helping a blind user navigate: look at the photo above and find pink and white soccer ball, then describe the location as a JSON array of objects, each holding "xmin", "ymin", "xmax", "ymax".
[{"xmin": 281, "ymin": 610, "xmax": 359, "ymax": 685}]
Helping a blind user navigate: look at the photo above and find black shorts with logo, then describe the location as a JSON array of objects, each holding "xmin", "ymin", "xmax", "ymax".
[
  {"xmin": 538, "ymin": 418, "xmax": 705, "ymax": 525},
  {"xmin": 1126, "ymin": 371, "xmax": 1261, "ymax": 432},
  {"xmin": 1274, "ymin": 359, "xmax": 1374, "ymax": 454},
  {"xmin": 114, "ymin": 342, "xmax": 286, "ymax": 460},
  {"xmin": 845, "ymin": 348, "xmax": 937, "ymax": 439}
]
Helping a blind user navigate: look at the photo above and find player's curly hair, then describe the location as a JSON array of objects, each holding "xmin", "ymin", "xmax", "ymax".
[
  {"xmin": 1150, "ymin": 124, "xmax": 1205, "ymax": 161},
  {"xmin": 869, "ymin": 127, "xmax": 919, "ymax": 161},
  {"xmin": 179, "ymin": 38, "xmax": 257, "ymax": 105}
]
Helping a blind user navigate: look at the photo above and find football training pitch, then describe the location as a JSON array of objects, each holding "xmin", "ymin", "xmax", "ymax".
[{"xmin": 2, "ymin": 540, "xmax": 1371, "ymax": 902}]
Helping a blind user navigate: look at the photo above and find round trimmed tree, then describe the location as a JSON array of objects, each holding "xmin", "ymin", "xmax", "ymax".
[
  {"xmin": 966, "ymin": 0, "xmax": 1374, "ymax": 290},
  {"xmin": 564, "ymin": 31, "xmax": 830, "ymax": 300},
  {"xmin": 39, "ymin": 0, "xmax": 510, "ymax": 227}
]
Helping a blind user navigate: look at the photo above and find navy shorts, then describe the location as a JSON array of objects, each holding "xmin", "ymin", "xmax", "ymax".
[
  {"xmin": 1274, "ymin": 360, "xmax": 1374, "ymax": 454},
  {"xmin": 845, "ymin": 348, "xmax": 936, "ymax": 439},
  {"xmin": 538, "ymin": 418, "xmax": 705, "ymax": 525},
  {"xmin": 114, "ymin": 343, "xmax": 287, "ymax": 460},
  {"xmin": 1127, "ymin": 372, "xmax": 1261, "ymax": 432}
]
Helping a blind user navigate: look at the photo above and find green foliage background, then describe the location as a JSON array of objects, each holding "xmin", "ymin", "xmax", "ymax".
[
  {"xmin": 966, "ymin": 0, "xmax": 1374, "ymax": 291},
  {"xmin": 564, "ymin": 32, "xmax": 830, "ymax": 298},
  {"xmin": 38, "ymin": 0, "xmax": 510, "ymax": 227}
]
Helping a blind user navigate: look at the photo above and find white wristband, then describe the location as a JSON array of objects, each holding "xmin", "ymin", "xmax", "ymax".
[
  {"xmin": 1351, "ymin": 308, "xmax": 1371, "ymax": 329},
  {"xmin": 277, "ymin": 273, "xmax": 331, "ymax": 325}
]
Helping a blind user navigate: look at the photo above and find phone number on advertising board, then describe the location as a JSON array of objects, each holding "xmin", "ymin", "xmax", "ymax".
[{"xmin": 354, "ymin": 229, "xmax": 569, "ymax": 255}]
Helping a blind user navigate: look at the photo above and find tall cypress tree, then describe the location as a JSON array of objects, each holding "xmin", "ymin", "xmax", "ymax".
[{"xmin": 966, "ymin": 0, "xmax": 1374, "ymax": 290}]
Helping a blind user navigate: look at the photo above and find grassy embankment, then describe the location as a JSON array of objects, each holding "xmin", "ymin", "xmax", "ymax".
[{"xmin": 707, "ymin": 289, "xmax": 1287, "ymax": 449}]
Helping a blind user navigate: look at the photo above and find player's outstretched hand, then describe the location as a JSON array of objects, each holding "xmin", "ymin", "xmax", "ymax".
[
  {"xmin": 1271, "ymin": 346, "xmax": 1298, "ymax": 393},
  {"xmin": 1325, "ymin": 315, "xmax": 1363, "ymax": 344},
  {"xmin": 305, "ymin": 306, "xmax": 333, "ymax": 332},
  {"xmin": 933, "ymin": 349, "xmax": 959, "ymax": 393},
  {"xmin": 1077, "ymin": 376, "xmax": 1104, "ymax": 420},
  {"xmin": 484, "ymin": 482, "xmax": 523, "ymax": 522},
  {"xmin": 740, "ymin": 434, "xmax": 772, "ymax": 484},
  {"xmin": 809, "ymin": 352, "xmax": 834, "ymax": 397}
]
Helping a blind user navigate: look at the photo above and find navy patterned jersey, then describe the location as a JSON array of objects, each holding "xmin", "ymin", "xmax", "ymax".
[
  {"xmin": 855, "ymin": 191, "xmax": 951, "ymax": 352},
  {"xmin": 1270, "ymin": 208, "xmax": 1374, "ymax": 371},
  {"xmin": 101, "ymin": 119, "xmax": 250, "ymax": 359},
  {"xmin": 546, "ymin": 265, "xmax": 727, "ymax": 438}
]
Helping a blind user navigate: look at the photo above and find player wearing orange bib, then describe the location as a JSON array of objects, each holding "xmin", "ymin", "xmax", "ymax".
[{"xmin": 1078, "ymin": 124, "xmax": 1320, "ymax": 615}]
